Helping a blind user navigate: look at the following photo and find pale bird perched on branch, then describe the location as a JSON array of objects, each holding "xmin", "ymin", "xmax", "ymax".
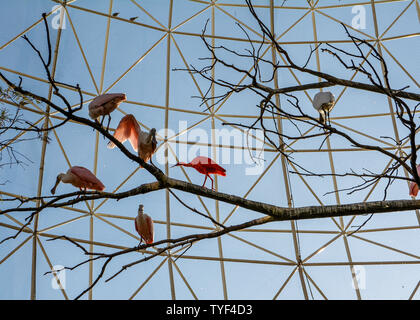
[
  {"xmin": 312, "ymin": 91, "xmax": 335, "ymax": 125},
  {"xmin": 88, "ymin": 93, "xmax": 126, "ymax": 131},
  {"xmin": 409, "ymin": 164, "xmax": 420, "ymax": 197},
  {"xmin": 51, "ymin": 166, "xmax": 105, "ymax": 195},
  {"xmin": 107, "ymin": 114, "xmax": 158, "ymax": 165},
  {"xmin": 135, "ymin": 204, "xmax": 154, "ymax": 244}
]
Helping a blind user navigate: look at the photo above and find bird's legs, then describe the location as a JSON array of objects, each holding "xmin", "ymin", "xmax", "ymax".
[
  {"xmin": 137, "ymin": 238, "xmax": 146, "ymax": 255},
  {"xmin": 202, "ymin": 175, "xmax": 215, "ymax": 190},
  {"xmin": 74, "ymin": 188, "xmax": 84, "ymax": 202},
  {"xmin": 100, "ymin": 115, "xmax": 105, "ymax": 128},
  {"xmin": 106, "ymin": 114, "xmax": 111, "ymax": 133},
  {"xmin": 202, "ymin": 175, "xmax": 208, "ymax": 188},
  {"xmin": 93, "ymin": 118, "xmax": 100, "ymax": 131},
  {"xmin": 208, "ymin": 175, "xmax": 214, "ymax": 191}
]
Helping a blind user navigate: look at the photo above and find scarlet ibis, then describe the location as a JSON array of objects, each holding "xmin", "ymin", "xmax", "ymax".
[
  {"xmin": 172, "ymin": 156, "xmax": 226, "ymax": 190},
  {"xmin": 409, "ymin": 164, "xmax": 420, "ymax": 197},
  {"xmin": 313, "ymin": 91, "xmax": 335, "ymax": 125},
  {"xmin": 88, "ymin": 93, "xmax": 126, "ymax": 130},
  {"xmin": 135, "ymin": 204, "xmax": 154, "ymax": 244},
  {"xmin": 51, "ymin": 166, "xmax": 105, "ymax": 194},
  {"xmin": 107, "ymin": 114, "xmax": 157, "ymax": 165}
]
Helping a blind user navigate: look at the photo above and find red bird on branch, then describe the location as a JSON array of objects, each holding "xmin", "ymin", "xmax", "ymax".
[
  {"xmin": 172, "ymin": 156, "xmax": 226, "ymax": 190},
  {"xmin": 50, "ymin": 166, "xmax": 105, "ymax": 195}
]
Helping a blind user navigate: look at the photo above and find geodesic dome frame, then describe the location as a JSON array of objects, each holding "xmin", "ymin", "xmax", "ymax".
[{"xmin": 0, "ymin": 0, "xmax": 419, "ymax": 300}]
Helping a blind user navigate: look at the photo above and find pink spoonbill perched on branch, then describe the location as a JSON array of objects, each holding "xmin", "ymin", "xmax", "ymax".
[
  {"xmin": 50, "ymin": 166, "xmax": 105, "ymax": 195},
  {"xmin": 88, "ymin": 93, "xmax": 126, "ymax": 130},
  {"xmin": 135, "ymin": 204, "xmax": 154, "ymax": 244},
  {"xmin": 107, "ymin": 114, "xmax": 158, "ymax": 165},
  {"xmin": 172, "ymin": 156, "xmax": 226, "ymax": 190}
]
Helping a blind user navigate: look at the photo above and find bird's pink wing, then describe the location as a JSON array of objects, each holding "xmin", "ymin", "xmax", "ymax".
[
  {"xmin": 90, "ymin": 93, "xmax": 125, "ymax": 108},
  {"xmin": 108, "ymin": 114, "xmax": 139, "ymax": 152},
  {"xmin": 409, "ymin": 164, "xmax": 420, "ymax": 197},
  {"xmin": 89, "ymin": 94, "xmax": 112, "ymax": 116},
  {"xmin": 128, "ymin": 121, "xmax": 140, "ymax": 153},
  {"xmin": 193, "ymin": 157, "xmax": 226, "ymax": 176},
  {"xmin": 409, "ymin": 182, "xmax": 419, "ymax": 197},
  {"xmin": 70, "ymin": 166, "xmax": 105, "ymax": 191},
  {"xmin": 89, "ymin": 93, "xmax": 126, "ymax": 119},
  {"xmin": 207, "ymin": 163, "xmax": 226, "ymax": 176},
  {"xmin": 145, "ymin": 215, "xmax": 154, "ymax": 244},
  {"xmin": 192, "ymin": 156, "xmax": 213, "ymax": 165}
]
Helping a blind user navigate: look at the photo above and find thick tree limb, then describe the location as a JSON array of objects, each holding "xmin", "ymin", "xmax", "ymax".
[{"xmin": 1, "ymin": 6, "xmax": 419, "ymax": 301}]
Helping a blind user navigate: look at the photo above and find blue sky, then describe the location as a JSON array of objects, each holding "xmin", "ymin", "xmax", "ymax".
[{"xmin": 0, "ymin": 0, "xmax": 419, "ymax": 300}]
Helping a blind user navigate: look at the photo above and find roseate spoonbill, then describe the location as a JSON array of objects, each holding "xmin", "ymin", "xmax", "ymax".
[
  {"xmin": 107, "ymin": 114, "xmax": 158, "ymax": 165},
  {"xmin": 409, "ymin": 164, "xmax": 420, "ymax": 197},
  {"xmin": 135, "ymin": 204, "xmax": 154, "ymax": 244},
  {"xmin": 88, "ymin": 93, "xmax": 126, "ymax": 130},
  {"xmin": 172, "ymin": 156, "xmax": 226, "ymax": 190},
  {"xmin": 50, "ymin": 166, "xmax": 105, "ymax": 195},
  {"xmin": 313, "ymin": 91, "xmax": 335, "ymax": 125}
]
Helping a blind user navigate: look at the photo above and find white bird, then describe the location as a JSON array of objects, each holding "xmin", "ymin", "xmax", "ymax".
[
  {"xmin": 312, "ymin": 91, "xmax": 335, "ymax": 125},
  {"xmin": 135, "ymin": 204, "xmax": 154, "ymax": 244},
  {"xmin": 107, "ymin": 114, "xmax": 158, "ymax": 165}
]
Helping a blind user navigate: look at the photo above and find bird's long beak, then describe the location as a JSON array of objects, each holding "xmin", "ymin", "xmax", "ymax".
[
  {"xmin": 152, "ymin": 132, "xmax": 157, "ymax": 145},
  {"xmin": 171, "ymin": 162, "xmax": 188, "ymax": 168},
  {"xmin": 50, "ymin": 175, "xmax": 61, "ymax": 195},
  {"xmin": 319, "ymin": 111, "xmax": 326, "ymax": 125}
]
